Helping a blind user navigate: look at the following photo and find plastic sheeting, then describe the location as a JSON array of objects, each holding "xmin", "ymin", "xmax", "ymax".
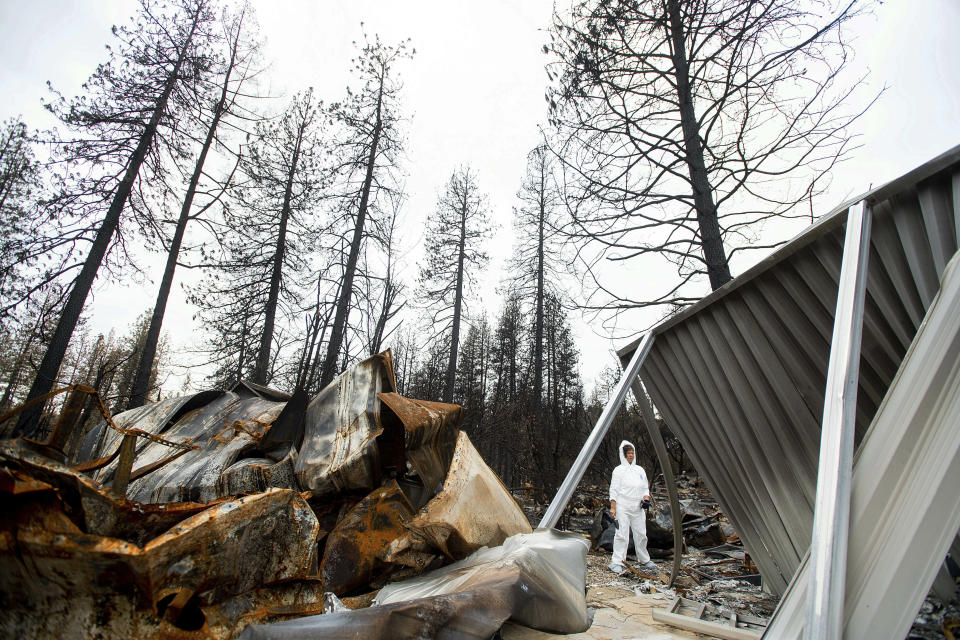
[{"xmin": 239, "ymin": 529, "xmax": 591, "ymax": 640}]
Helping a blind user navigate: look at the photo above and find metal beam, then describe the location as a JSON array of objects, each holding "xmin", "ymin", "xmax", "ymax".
[
  {"xmin": 626, "ymin": 374, "xmax": 684, "ymax": 588},
  {"xmin": 803, "ymin": 201, "xmax": 873, "ymax": 640},
  {"xmin": 764, "ymin": 249, "xmax": 960, "ymax": 640},
  {"xmin": 539, "ymin": 333, "xmax": 655, "ymax": 529}
]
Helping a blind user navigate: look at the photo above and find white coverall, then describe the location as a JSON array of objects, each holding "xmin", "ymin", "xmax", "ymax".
[{"xmin": 609, "ymin": 439, "xmax": 651, "ymax": 566}]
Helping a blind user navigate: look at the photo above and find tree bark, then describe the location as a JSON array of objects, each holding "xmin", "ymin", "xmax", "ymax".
[
  {"xmin": 442, "ymin": 190, "xmax": 468, "ymax": 403},
  {"xmin": 0, "ymin": 312, "xmax": 40, "ymax": 412},
  {"xmin": 128, "ymin": 47, "xmax": 237, "ymax": 409},
  {"xmin": 532, "ymin": 173, "xmax": 546, "ymax": 410},
  {"xmin": 319, "ymin": 82, "xmax": 384, "ymax": 389},
  {"xmin": 252, "ymin": 124, "xmax": 304, "ymax": 385},
  {"xmin": 13, "ymin": 10, "xmax": 201, "ymax": 436},
  {"xmin": 666, "ymin": 0, "xmax": 731, "ymax": 290}
]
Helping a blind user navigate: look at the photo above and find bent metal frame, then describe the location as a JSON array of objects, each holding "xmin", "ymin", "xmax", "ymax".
[{"xmin": 541, "ymin": 143, "xmax": 960, "ymax": 639}]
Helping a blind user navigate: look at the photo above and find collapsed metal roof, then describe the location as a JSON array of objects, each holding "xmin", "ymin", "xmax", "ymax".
[{"xmin": 614, "ymin": 144, "xmax": 960, "ymax": 635}]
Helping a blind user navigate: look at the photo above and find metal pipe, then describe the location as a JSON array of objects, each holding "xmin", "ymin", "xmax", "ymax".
[
  {"xmin": 539, "ymin": 333, "xmax": 655, "ymax": 529},
  {"xmin": 628, "ymin": 376, "xmax": 683, "ymax": 587},
  {"xmin": 803, "ymin": 200, "xmax": 872, "ymax": 640},
  {"xmin": 112, "ymin": 432, "xmax": 138, "ymax": 498}
]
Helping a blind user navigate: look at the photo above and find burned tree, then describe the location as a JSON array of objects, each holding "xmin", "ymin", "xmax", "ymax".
[
  {"xmin": 364, "ymin": 191, "xmax": 407, "ymax": 356},
  {"xmin": 190, "ymin": 89, "xmax": 326, "ymax": 387},
  {"xmin": 454, "ymin": 316, "xmax": 490, "ymax": 436},
  {"xmin": 14, "ymin": 0, "xmax": 216, "ymax": 435},
  {"xmin": 547, "ymin": 0, "xmax": 874, "ymax": 317},
  {"xmin": 0, "ymin": 118, "xmax": 47, "ymax": 320},
  {"xmin": 506, "ymin": 145, "xmax": 565, "ymax": 411},
  {"xmin": 317, "ymin": 35, "xmax": 412, "ymax": 388},
  {"xmin": 418, "ymin": 167, "xmax": 492, "ymax": 404},
  {"xmin": 127, "ymin": 4, "xmax": 263, "ymax": 409}
]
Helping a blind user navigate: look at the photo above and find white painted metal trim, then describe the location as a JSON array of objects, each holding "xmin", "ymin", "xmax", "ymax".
[
  {"xmin": 539, "ymin": 333, "xmax": 655, "ymax": 529},
  {"xmin": 803, "ymin": 201, "xmax": 873, "ymax": 640}
]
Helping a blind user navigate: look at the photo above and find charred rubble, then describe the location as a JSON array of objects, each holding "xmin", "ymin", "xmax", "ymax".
[{"xmin": 0, "ymin": 351, "xmax": 590, "ymax": 639}]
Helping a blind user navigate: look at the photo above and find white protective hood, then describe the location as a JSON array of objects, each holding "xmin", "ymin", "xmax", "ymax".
[{"xmin": 610, "ymin": 439, "xmax": 648, "ymax": 508}]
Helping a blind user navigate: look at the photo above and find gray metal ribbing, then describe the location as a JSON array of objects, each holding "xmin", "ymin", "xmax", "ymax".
[{"xmin": 623, "ymin": 156, "xmax": 960, "ymax": 596}]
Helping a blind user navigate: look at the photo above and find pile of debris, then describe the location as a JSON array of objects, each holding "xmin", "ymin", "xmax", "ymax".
[{"xmin": 0, "ymin": 351, "xmax": 590, "ymax": 639}]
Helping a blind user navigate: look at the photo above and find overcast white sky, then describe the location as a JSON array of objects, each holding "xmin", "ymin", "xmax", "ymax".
[{"xmin": 1, "ymin": 0, "xmax": 959, "ymax": 393}]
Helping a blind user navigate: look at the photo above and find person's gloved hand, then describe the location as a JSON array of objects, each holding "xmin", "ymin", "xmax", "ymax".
[{"xmin": 641, "ymin": 498, "xmax": 650, "ymax": 510}]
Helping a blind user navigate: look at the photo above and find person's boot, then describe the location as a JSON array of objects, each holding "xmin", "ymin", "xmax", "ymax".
[{"xmin": 638, "ymin": 560, "xmax": 658, "ymax": 574}]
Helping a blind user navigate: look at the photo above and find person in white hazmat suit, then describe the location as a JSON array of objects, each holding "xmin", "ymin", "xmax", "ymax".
[{"xmin": 608, "ymin": 440, "xmax": 658, "ymax": 574}]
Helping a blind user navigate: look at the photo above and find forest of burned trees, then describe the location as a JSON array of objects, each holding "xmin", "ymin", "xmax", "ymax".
[
  {"xmin": 0, "ymin": 0, "xmax": 867, "ymax": 497},
  {"xmin": 0, "ymin": 0, "xmax": 637, "ymax": 498}
]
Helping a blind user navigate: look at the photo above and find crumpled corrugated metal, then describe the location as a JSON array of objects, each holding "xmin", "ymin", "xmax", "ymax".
[
  {"xmin": 378, "ymin": 392, "xmax": 462, "ymax": 496},
  {"xmin": 295, "ymin": 352, "xmax": 398, "ymax": 498},
  {"xmin": 0, "ymin": 350, "xmax": 582, "ymax": 639},
  {"xmin": 399, "ymin": 431, "xmax": 533, "ymax": 560}
]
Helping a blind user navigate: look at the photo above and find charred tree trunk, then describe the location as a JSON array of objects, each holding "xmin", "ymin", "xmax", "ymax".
[
  {"xmin": 0, "ymin": 313, "xmax": 40, "ymax": 411},
  {"xmin": 532, "ymin": 186, "xmax": 546, "ymax": 410},
  {"xmin": 319, "ymin": 84, "xmax": 384, "ymax": 389},
  {"xmin": 666, "ymin": 0, "xmax": 731, "ymax": 290},
  {"xmin": 252, "ymin": 125, "xmax": 304, "ymax": 385},
  {"xmin": 442, "ymin": 198, "xmax": 468, "ymax": 404},
  {"xmin": 14, "ymin": 11, "xmax": 201, "ymax": 436},
  {"xmin": 128, "ymin": 47, "xmax": 239, "ymax": 409}
]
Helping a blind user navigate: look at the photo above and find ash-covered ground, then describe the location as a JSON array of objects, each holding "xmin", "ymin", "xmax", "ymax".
[{"xmin": 514, "ymin": 476, "xmax": 960, "ymax": 638}]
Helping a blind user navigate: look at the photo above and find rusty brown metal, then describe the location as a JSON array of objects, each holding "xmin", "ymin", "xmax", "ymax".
[
  {"xmin": 90, "ymin": 393, "xmax": 284, "ymax": 503},
  {"xmin": 319, "ymin": 479, "xmax": 415, "ymax": 596},
  {"xmin": 402, "ymin": 431, "xmax": 532, "ymax": 560},
  {"xmin": 0, "ymin": 351, "xmax": 552, "ymax": 639},
  {"xmin": 144, "ymin": 489, "xmax": 320, "ymax": 606},
  {"xmin": 0, "ymin": 467, "xmax": 55, "ymax": 495},
  {"xmin": 0, "ymin": 484, "xmax": 321, "ymax": 637},
  {"xmin": 378, "ymin": 392, "xmax": 462, "ymax": 495},
  {"xmin": 112, "ymin": 432, "xmax": 138, "ymax": 497}
]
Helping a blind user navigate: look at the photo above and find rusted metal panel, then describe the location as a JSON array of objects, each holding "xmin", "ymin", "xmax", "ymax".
[
  {"xmin": 0, "ymin": 483, "xmax": 320, "ymax": 638},
  {"xmin": 217, "ymin": 453, "xmax": 298, "ymax": 496},
  {"xmin": 1, "ymin": 440, "xmax": 207, "ymax": 540},
  {"xmin": 144, "ymin": 489, "xmax": 320, "ymax": 605},
  {"xmin": 402, "ymin": 431, "xmax": 532, "ymax": 560},
  {"xmin": 77, "ymin": 389, "xmax": 222, "ymax": 466},
  {"xmin": 295, "ymin": 352, "xmax": 398, "ymax": 498},
  {"xmin": 1, "ymin": 349, "xmax": 546, "ymax": 638},
  {"xmin": 117, "ymin": 394, "xmax": 286, "ymax": 503},
  {"xmin": 319, "ymin": 479, "xmax": 415, "ymax": 596},
  {"xmin": 378, "ymin": 392, "xmax": 462, "ymax": 495}
]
